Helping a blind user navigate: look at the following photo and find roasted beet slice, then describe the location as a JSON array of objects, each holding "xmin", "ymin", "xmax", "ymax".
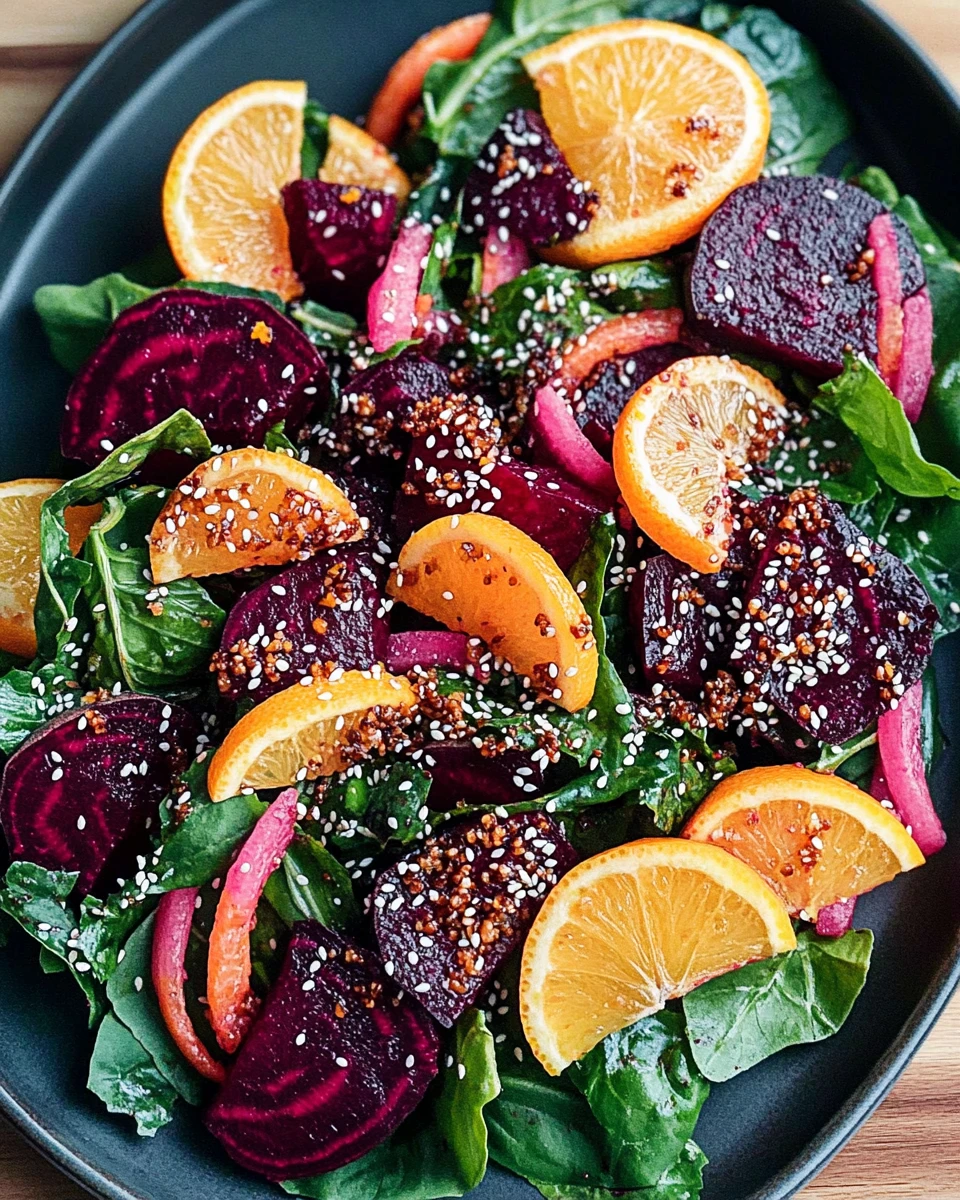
[
  {"xmin": 212, "ymin": 546, "xmax": 388, "ymax": 704},
  {"xmin": 0, "ymin": 696, "xmax": 198, "ymax": 895},
  {"xmin": 372, "ymin": 811, "xmax": 576, "ymax": 1026},
  {"xmin": 688, "ymin": 176, "xmax": 925, "ymax": 378},
  {"xmin": 732, "ymin": 489, "xmax": 937, "ymax": 744},
  {"xmin": 282, "ymin": 180, "xmax": 397, "ymax": 316},
  {"xmin": 576, "ymin": 343, "xmax": 691, "ymax": 456},
  {"xmin": 62, "ymin": 289, "xmax": 327, "ymax": 466},
  {"xmin": 419, "ymin": 741, "xmax": 544, "ymax": 809},
  {"xmin": 331, "ymin": 349, "xmax": 450, "ymax": 458},
  {"xmin": 206, "ymin": 922, "xmax": 438, "ymax": 1180},
  {"xmin": 462, "ymin": 109, "xmax": 597, "ymax": 247}
]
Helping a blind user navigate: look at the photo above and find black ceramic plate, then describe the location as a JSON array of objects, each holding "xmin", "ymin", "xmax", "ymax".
[{"xmin": 1, "ymin": 2, "xmax": 959, "ymax": 1198}]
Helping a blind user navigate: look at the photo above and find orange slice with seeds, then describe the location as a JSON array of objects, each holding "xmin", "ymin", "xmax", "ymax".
[
  {"xmin": 163, "ymin": 80, "xmax": 306, "ymax": 302},
  {"xmin": 388, "ymin": 513, "xmax": 597, "ymax": 712},
  {"xmin": 612, "ymin": 355, "xmax": 788, "ymax": 573},
  {"xmin": 149, "ymin": 448, "xmax": 362, "ymax": 584},
  {"xmin": 683, "ymin": 765, "xmax": 925, "ymax": 919},
  {"xmin": 520, "ymin": 837, "xmax": 796, "ymax": 1074},
  {"xmin": 207, "ymin": 667, "xmax": 417, "ymax": 802},
  {"xmin": 319, "ymin": 114, "xmax": 411, "ymax": 201},
  {"xmin": 523, "ymin": 19, "xmax": 770, "ymax": 267}
]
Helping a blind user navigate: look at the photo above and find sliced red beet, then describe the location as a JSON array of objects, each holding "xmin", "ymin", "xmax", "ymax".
[
  {"xmin": 895, "ymin": 287, "xmax": 935, "ymax": 422},
  {"xmin": 462, "ymin": 109, "xmax": 597, "ymax": 247},
  {"xmin": 372, "ymin": 811, "xmax": 576, "ymax": 1026},
  {"xmin": 815, "ymin": 896, "xmax": 857, "ymax": 937},
  {"xmin": 61, "ymin": 290, "xmax": 327, "ymax": 467},
  {"xmin": 367, "ymin": 220, "xmax": 433, "ymax": 352},
  {"xmin": 332, "ymin": 349, "xmax": 450, "ymax": 458},
  {"xmin": 877, "ymin": 681, "xmax": 946, "ymax": 856},
  {"xmin": 282, "ymin": 180, "xmax": 397, "ymax": 317},
  {"xmin": 481, "ymin": 228, "xmax": 531, "ymax": 294},
  {"xmin": 688, "ymin": 176, "xmax": 925, "ymax": 379},
  {"xmin": 212, "ymin": 547, "xmax": 388, "ymax": 704},
  {"xmin": 418, "ymin": 741, "xmax": 544, "ymax": 810},
  {"xmin": 527, "ymin": 384, "xmax": 618, "ymax": 502},
  {"xmin": 0, "ymin": 696, "xmax": 198, "ymax": 896},
  {"xmin": 206, "ymin": 922, "xmax": 439, "ymax": 1180},
  {"xmin": 385, "ymin": 631, "xmax": 472, "ymax": 674}
]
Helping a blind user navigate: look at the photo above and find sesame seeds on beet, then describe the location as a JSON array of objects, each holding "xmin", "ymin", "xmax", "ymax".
[
  {"xmin": 462, "ymin": 109, "xmax": 598, "ymax": 248},
  {"xmin": 372, "ymin": 811, "xmax": 577, "ymax": 1026}
]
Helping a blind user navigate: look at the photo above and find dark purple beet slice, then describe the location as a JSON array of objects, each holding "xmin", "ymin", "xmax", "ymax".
[
  {"xmin": 372, "ymin": 811, "xmax": 576, "ymax": 1026},
  {"xmin": 732, "ymin": 489, "xmax": 937, "ymax": 744},
  {"xmin": 0, "ymin": 696, "xmax": 198, "ymax": 896},
  {"xmin": 418, "ymin": 740, "xmax": 544, "ymax": 810},
  {"xmin": 462, "ymin": 109, "xmax": 598, "ymax": 247},
  {"xmin": 575, "ymin": 343, "xmax": 691, "ymax": 456},
  {"xmin": 282, "ymin": 180, "xmax": 397, "ymax": 317},
  {"xmin": 61, "ymin": 289, "xmax": 327, "ymax": 467},
  {"xmin": 332, "ymin": 349, "xmax": 451, "ymax": 459},
  {"xmin": 206, "ymin": 922, "xmax": 438, "ymax": 1181},
  {"xmin": 212, "ymin": 546, "xmax": 388, "ymax": 704},
  {"xmin": 688, "ymin": 175, "xmax": 925, "ymax": 378}
]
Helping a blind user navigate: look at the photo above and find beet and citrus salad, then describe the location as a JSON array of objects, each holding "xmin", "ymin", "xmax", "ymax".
[{"xmin": 1, "ymin": 3, "xmax": 958, "ymax": 1197}]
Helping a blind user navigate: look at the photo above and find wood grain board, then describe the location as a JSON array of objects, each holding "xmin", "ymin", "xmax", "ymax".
[{"xmin": 1, "ymin": 0, "xmax": 959, "ymax": 1197}]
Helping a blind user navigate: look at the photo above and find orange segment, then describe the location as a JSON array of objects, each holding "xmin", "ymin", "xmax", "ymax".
[
  {"xmin": 319, "ymin": 114, "xmax": 411, "ymax": 201},
  {"xmin": 0, "ymin": 480, "xmax": 101, "ymax": 659},
  {"xmin": 207, "ymin": 667, "xmax": 417, "ymax": 802},
  {"xmin": 520, "ymin": 837, "xmax": 795, "ymax": 1074},
  {"xmin": 388, "ymin": 513, "xmax": 598, "ymax": 712},
  {"xmin": 683, "ymin": 765, "xmax": 925, "ymax": 920},
  {"xmin": 149, "ymin": 449, "xmax": 362, "ymax": 584},
  {"xmin": 163, "ymin": 81, "xmax": 306, "ymax": 302},
  {"xmin": 612, "ymin": 356, "xmax": 787, "ymax": 573},
  {"xmin": 523, "ymin": 19, "xmax": 770, "ymax": 267}
]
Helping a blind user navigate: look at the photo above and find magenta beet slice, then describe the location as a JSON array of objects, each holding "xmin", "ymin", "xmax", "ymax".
[
  {"xmin": 732, "ymin": 490, "xmax": 937, "ymax": 744},
  {"xmin": 372, "ymin": 811, "xmax": 576, "ymax": 1026},
  {"xmin": 213, "ymin": 547, "xmax": 388, "ymax": 704},
  {"xmin": 61, "ymin": 289, "xmax": 327, "ymax": 466},
  {"xmin": 282, "ymin": 180, "xmax": 397, "ymax": 316},
  {"xmin": 418, "ymin": 742, "xmax": 544, "ymax": 810},
  {"xmin": 385, "ymin": 631, "xmax": 472, "ymax": 674},
  {"xmin": 462, "ymin": 109, "xmax": 597, "ymax": 247},
  {"xmin": 0, "ymin": 695, "xmax": 198, "ymax": 895},
  {"xmin": 688, "ymin": 176, "xmax": 925, "ymax": 378},
  {"xmin": 816, "ymin": 896, "xmax": 857, "ymax": 937},
  {"xmin": 575, "ymin": 343, "xmax": 690, "ymax": 456},
  {"xmin": 527, "ymin": 384, "xmax": 618, "ymax": 501},
  {"xmin": 332, "ymin": 349, "xmax": 450, "ymax": 458},
  {"xmin": 206, "ymin": 922, "xmax": 438, "ymax": 1180}
]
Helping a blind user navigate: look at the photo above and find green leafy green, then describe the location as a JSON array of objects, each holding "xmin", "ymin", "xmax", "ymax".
[
  {"xmin": 683, "ymin": 929, "xmax": 874, "ymax": 1082},
  {"xmin": 262, "ymin": 831, "xmax": 359, "ymax": 929},
  {"xmin": 87, "ymin": 1013, "xmax": 179, "ymax": 1137},
  {"xmin": 291, "ymin": 299, "xmax": 359, "ymax": 353},
  {"xmin": 587, "ymin": 257, "xmax": 683, "ymax": 312},
  {"xmin": 264, "ymin": 422, "xmax": 300, "ymax": 455},
  {"xmin": 301, "ymin": 99, "xmax": 330, "ymax": 177},
  {"xmin": 34, "ymin": 274, "xmax": 154, "ymax": 373},
  {"xmin": 530, "ymin": 1142, "xmax": 707, "ymax": 1200}
]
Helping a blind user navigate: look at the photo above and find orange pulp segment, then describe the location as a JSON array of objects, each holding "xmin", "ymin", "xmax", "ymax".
[{"xmin": 319, "ymin": 114, "xmax": 411, "ymax": 201}]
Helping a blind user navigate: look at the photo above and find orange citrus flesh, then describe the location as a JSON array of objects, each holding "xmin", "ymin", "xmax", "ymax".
[
  {"xmin": 388, "ymin": 513, "xmax": 598, "ymax": 713},
  {"xmin": 0, "ymin": 480, "xmax": 101, "ymax": 658},
  {"xmin": 207, "ymin": 667, "xmax": 417, "ymax": 802},
  {"xmin": 523, "ymin": 19, "xmax": 770, "ymax": 267},
  {"xmin": 163, "ymin": 81, "xmax": 306, "ymax": 302},
  {"xmin": 612, "ymin": 356, "xmax": 788, "ymax": 573},
  {"xmin": 319, "ymin": 114, "xmax": 411, "ymax": 201},
  {"xmin": 149, "ymin": 448, "xmax": 362, "ymax": 584},
  {"xmin": 520, "ymin": 837, "xmax": 796, "ymax": 1074},
  {"xmin": 683, "ymin": 765, "xmax": 925, "ymax": 920}
]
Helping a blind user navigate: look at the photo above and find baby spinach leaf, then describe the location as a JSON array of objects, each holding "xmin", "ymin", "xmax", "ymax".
[
  {"xmin": 262, "ymin": 831, "xmax": 359, "ymax": 930},
  {"xmin": 569, "ymin": 1012, "xmax": 709, "ymax": 1189},
  {"xmin": 872, "ymin": 492, "xmax": 960, "ymax": 638},
  {"xmin": 301, "ymin": 99, "xmax": 330, "ymax": 177},
  {"xmin": 530, "ymin": 1141, "xmax": 707, "ymax": 1200},
  {"xmin": 407, "ymin": 156, "xmax": 473, "ymax": 225},
  {"xmin": 290, "ymin": 299, "xmax": 359, "ymax": 353},
  {"xmin": 87, "ymin": 1013, "xmax": 179, "ymax": 1137},
  {"xmin": 0, "ymin": 662, "xmax": 77, "ymax": 754},
  {"xmin": 264, "ymin": 422, "xmax": 300, "ymax": 455},
  {"xmin": 34, "ymin": 274, "xmax": 155, "ymax": 374},
  {"xmin": 587, "ymin": 257, "xmax": 683, "ymax": 312},
  {"xmin": 683, "ymin": 929, "xmax": 874, "ymax": 1082}
]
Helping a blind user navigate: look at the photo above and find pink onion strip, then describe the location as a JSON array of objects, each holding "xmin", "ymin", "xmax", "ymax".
[
  {"xmin": 894, "ymin": 287, "xmax": 934, "ymax": 422},
  {"xmin": 367, "ymin": 220, "xmax": 434, "ymax": 352},
  {"xmin": 815, "ymin": 896, "xmax": 857, "ymax": 938},
  {"xmin": 530, "ymin": 383, "xmax": 618, "ymax": 501},
  {"xmin": 481, "ymin": 228, "xmax": 530, "ymax": 294},
  {"xmin": 877, "ymin": 681, "xmax": 945, "ymax": 856}
]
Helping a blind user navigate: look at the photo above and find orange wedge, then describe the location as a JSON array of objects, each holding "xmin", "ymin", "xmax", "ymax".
[
  {"xmin": 319, "ymin": 114, "xmax": 411, "ymax": 201},
  {"xmin": 520, "ymin": 837, "xmax": 795, "ymax": 1074},
  {"xmin": 388, "ymin": 513, "xmax": 598, "ymax": 712},
  {"xmin": 612, "ymin": 356, "xmax": 787, "ymax": 573},
  {"xmin": 163, "ymin": 81, "xmax": 306, "ymax": 302},
  {"xmin": 523, "ymin": 19, "xmax": 770, "ymax": 267},
  {"xmin": 149, "ymin": 449, "xmax": 362, "ymax": 584},
  {"xmin": 207, "ymin": 667, "xmax": 417, "ymax": 802},
  {"xmin": 0, "ymin": 480, "xmax": 101, "ymax": 659},
  {"xmin": 683, "ymin": 765, "xmax": 925, "ymax": 920}
]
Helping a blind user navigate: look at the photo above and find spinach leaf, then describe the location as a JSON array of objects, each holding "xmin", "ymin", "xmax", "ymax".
[
  {"xmin": 0, "ymin": 662, "xmax": 77, "ymax": 754},
  {"xmin": 407, "ymin": 156, "xmax": 473, "ymax": 225},
  {"xmin": 87, "ymin": 1013, "xmax": 179, "ymax": 1137},
  {"xmin": 772, "ymin": 406, "xmax": 879, "ymax": 506},
  {"xmin": 683, "ymin": 929, "xmax": 873, "ymax": 1082},
  {"xmin": 0, "ymin": 861, "xmax": 104, "ymax": 1023},
  {"xmin": 34, "ymin": 274, "xmax": 154, "ymax": 374},
  {"xmin": 530, "ymin": 1142, "xmax": 707, "ymax": 1200},
  {"xmin": 872, "ymin": 492, "xmax": 960, "ymax": 638},
  {"xmin": 291, "ymin": 299, "xmax": 359, "ymax": 353},
  {"xmin": 587, "ymin": 257, "xmax": 683, "ymax": 312},
  {"xmin": 264, "ymin": 422, "xmax": 300, "ymax": 455},
  {"xmin": 569, "ymin": 1012, "xmax": 709, "ymax": 1189},
  {"xmin": 301, "ymin": 99, "xmax": 330, "ymax": 177},
  {"xmin": 262, "ymin": 831, "xmax": 359, "ymax": 930}
]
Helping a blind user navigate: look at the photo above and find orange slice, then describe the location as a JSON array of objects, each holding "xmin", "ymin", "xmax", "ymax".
[
  {"xmin": 523, "ymin": 19, "xmax": 770, "ymax": 267},
  {"xmin": 207, "ymin": 667, "xmax": 417, "ymax": 802},
  {"xmin": 388, "ymin": 513, "xmax": 598, "ymax": 712},
  {"xmin": 149, "ymin": 449, "xmax": 362, "ymax": 584},
  {"xmin": 612, "ymin": 355, "xmax": 787, "ymax": 573},
  {"xmin": 163, "ymin": 81, "xmax": 306, "ymax": 302},
  {"xmin": 319, "ymin": 114, "xmax": 411, "ymax": 201},
  {"xmin": 520, "ymin": 837, "xmax": 795, "ymax": 1074},
  {"xmin": 0, "ymin": 480, "xmax": 101, "ymax": 659},
  {"xmin": 683, "ymin": 765, "xmax": 925, "ymax": 920}
]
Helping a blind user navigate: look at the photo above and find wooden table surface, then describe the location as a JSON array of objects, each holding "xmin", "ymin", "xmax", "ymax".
[{"xmin": 1, "ymin": 0, "xmax": 959, "ymax": 1196}]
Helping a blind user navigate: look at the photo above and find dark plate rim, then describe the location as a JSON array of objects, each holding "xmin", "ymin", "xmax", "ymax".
[{"xmin": 1, "ymin": 2, "xmax": 959, "ymax": 1199}]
